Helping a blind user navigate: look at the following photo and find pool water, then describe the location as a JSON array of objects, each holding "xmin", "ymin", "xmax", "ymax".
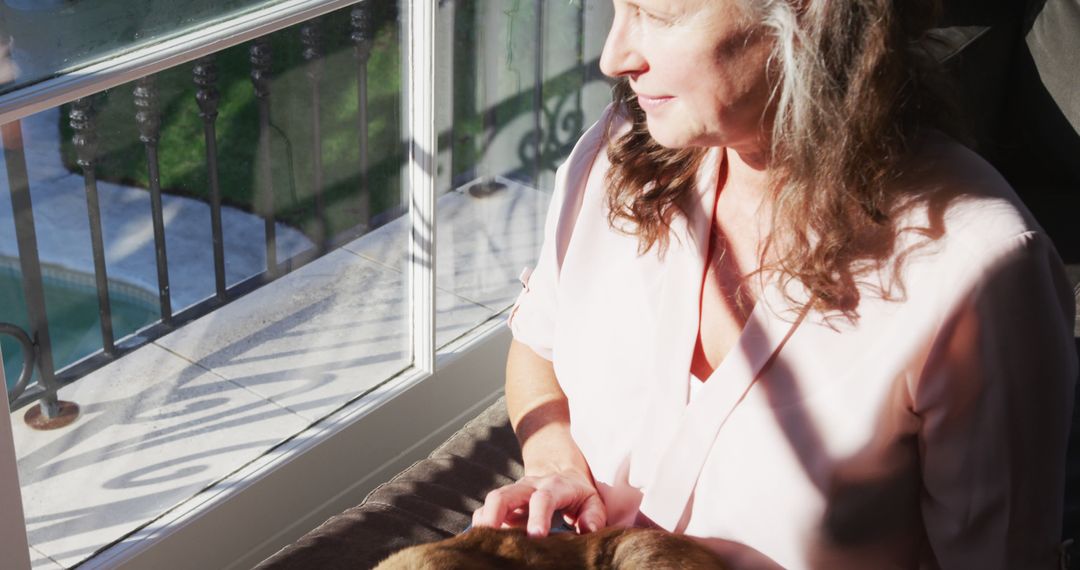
[{"xmin": 1, "ymin": 262, "xmax": 160, "ymax": 394}]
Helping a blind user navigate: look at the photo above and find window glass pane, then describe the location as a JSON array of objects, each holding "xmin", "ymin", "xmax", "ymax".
[
  {"xmin": 2, "ymin": 3, "xmax": 412, "ymax": 566},
  {"xmin": 0, "ymin": 0, "xmax": 287, "ymax": 94},
  {"xmin": 427, "ymin": 0, "xmax": 612, "ymax": 347}
]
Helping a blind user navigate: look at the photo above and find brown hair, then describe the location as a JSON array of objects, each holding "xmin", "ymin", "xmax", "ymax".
[{"xmin": 605, "ymin": 0, "xmax": 958, "ymax": 316}]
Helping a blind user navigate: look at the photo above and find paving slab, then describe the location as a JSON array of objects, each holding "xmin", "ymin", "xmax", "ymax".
[
  {"xmin": 30, "ymin": 545, "xmax": 62, "ymax": 570},
  {"xmin": 155, "ymin": 247, "xmax": 495, "ymax": 422},
  {"xmin": 12, "ymin": 343, "xmax": 309, "ymax": 568}
]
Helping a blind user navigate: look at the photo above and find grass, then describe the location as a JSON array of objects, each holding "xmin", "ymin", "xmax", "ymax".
[{"xmin": 59, "ymin": 4, "xmax": 404, "ymax": 242}]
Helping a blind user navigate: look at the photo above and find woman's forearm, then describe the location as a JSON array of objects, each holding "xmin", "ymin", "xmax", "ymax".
[
  {"xmin": 471, "ymin": 340, "xmax": 606, "ymax": 534},
  {"xmin": 505, "ymin": 340, "xmax": 591, "ymax": 478}
]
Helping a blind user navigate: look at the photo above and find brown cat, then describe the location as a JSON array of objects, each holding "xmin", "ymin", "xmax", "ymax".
[{"xmin": 374, "ymin": 526, "xmax": 729, "ymax": 569}]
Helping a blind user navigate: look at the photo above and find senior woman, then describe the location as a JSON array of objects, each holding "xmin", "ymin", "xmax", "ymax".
[{"xmin": 473, "ymin": 0, "xmax": 1077, "ymax": 567}]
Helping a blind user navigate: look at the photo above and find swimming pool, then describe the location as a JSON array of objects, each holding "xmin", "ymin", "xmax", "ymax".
[{"xmin": 1, "ymin": 260, "xmax": 160, "ymax": 393}]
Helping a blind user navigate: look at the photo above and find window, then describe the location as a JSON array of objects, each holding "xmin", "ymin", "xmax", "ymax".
[{"xmin": 0, "ymin": 1, "xmax": 612, "ymax": 567}]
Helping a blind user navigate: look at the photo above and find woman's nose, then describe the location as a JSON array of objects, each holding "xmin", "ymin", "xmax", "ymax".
[{"xmin": 599, "ymin": 15, "xmax": 646, "ymax": 79}]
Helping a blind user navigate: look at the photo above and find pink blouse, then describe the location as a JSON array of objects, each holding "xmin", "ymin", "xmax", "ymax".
[{"xmin": 509, "ymin": 106, "xmax": 1078, "ymax": 568}]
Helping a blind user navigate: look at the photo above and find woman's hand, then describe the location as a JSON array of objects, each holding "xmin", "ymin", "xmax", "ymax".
[
  {"xmin": 479, "ymin": 340, "xmax": 607, "ymax": 536},
  {"xmin": 471, "ymin": 467, "xmax": 607, "ymax": 536}
]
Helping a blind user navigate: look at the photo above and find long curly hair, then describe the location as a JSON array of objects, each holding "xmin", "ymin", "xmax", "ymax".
[{"xmin": 605, "ymin": 0, "xmax": 959, "ymax": 316}]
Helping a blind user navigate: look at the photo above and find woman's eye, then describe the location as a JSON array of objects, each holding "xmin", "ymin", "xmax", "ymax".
[{"xmin": 635, "ymin": 7, "xmax": 669, "ymax": 25}]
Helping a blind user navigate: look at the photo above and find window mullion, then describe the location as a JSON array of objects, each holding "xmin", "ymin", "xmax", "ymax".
[
  {"xmin": 0, "ymin": 344, "xmax": 31, "ymax": 569},
  {"xmin": 405, "ymin": 0, "xmax": 436, "ymax": 374}
]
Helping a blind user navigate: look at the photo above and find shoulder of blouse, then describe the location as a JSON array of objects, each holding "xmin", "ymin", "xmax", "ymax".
[{"xmin": 891, "ymin": 132, "xmax": 1052, "ymax": 268}]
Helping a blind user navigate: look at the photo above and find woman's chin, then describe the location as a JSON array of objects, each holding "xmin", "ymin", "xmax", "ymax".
[
  {"xmin": 642, "ymin": 117, "xmax": 711, "ymax": 150},
  {"xmin": 644, "ymin": 125, "xmax": 692, "ymax": 150}
]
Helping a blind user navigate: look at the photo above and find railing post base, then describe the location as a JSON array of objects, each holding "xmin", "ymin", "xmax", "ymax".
[{"xmin": 24, "ymin": 401, "xmax": 80, "ymax": 431}]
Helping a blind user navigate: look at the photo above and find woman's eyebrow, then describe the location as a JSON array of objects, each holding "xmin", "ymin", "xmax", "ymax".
[{"xmin": 627, "ymin": 0, "xmax": 679, "ymax": 20}]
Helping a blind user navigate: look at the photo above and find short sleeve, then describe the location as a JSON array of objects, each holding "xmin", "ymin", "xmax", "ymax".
[
  {"xmin": 506, "ymin": 105, "xmax": 617, "ymax": 361},
  {"xmin": 506, "ymin": 173, "xmax": 567, "ymax": 361},
  {"xmin": 915, "ymin": 232, "xmax": 1078, "ymax": 568}
]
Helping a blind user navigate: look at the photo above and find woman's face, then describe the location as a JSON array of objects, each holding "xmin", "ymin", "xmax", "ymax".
[{"xmin": 600, "ymin": 0, "xmax": 775, "ymax": 154}]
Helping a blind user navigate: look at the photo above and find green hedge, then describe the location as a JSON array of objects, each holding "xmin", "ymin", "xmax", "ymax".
[{"xmin": 59, "ymin": 5, "xmax": 403, "ymax": 241}]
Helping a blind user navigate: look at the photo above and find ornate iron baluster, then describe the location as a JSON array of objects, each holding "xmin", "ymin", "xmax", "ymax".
[
  {"xmin": 451, "ymin": 0, "xmax": 479, "ymax": 187},
  {"xmin": 194, "ymin": 56, "xmax": 227, "ymax": 301},
  {"xmin": 71, "ymin": 96, "xmax": 116, "ymax": 357},
  {"xmin": 301, "ymin": 19, "xmax": 328, "ymax": 250},
  {"xmin": 250, "ymin": 37, "xmax": 278, "ymax": 277},
  {"xmin": 2, "ymin": 121, "xmax": 78, "ymax": 428},
  {"xmin": 134, "ymin": 76, "xmax": 173, "ymax": 325},
  {"xmin": 0, "ymin": 323, "xmax": 35, "ymax": 404},
  {"xmin": 351, "ymin": 1, "xmax": 373, "ymax": 230},
  {"xmin": 575, "ymin": 0, "xmax": 585, "ymax": 151},
  {"xmin": 532, "ymin": 0, "xmax": 545, "ymax": 187},
  {"xmin": 435, "ymin": 0, "xmax": 455, "ymax": 194}
]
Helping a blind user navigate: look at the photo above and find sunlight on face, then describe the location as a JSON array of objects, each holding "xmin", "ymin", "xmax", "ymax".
[{"xmin": 600, "ymin": 0, "xmax": 774, "ymax": 155}]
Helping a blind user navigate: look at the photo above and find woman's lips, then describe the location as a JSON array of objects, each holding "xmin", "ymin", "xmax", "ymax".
[{"xmin": 635, "ymin": 93, "xmax": 674, "ymax": 112}]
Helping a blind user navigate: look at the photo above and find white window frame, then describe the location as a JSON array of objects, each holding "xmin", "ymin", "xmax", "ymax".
[
  {"xmin": 0, "ymin": 1, "xmax": 492, "ymax": 567},
  {"xmin": 0, "ymin": 348, "xmax": 31, "ymax": 570}
]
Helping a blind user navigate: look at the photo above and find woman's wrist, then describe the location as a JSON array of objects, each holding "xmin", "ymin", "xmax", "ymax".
[
  {"xmin": 503, "ymin": 340, "xmax": 592, "ymax": 482},
  {"xmin": 520, "ymin": 423, "xmax": 591, "ymax": 479}
]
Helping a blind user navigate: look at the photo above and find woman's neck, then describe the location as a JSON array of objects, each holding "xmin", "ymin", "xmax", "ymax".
[{"xmin": 722, "ymin": 146, "xmax": 772, "ymax": 210}]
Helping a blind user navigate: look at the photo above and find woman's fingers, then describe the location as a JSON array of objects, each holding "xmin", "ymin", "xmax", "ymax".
[
  {"xmin": 525, "ymin": 477, "xmax": 598, "ymax": 536},
  {"xmin": 576, "ymin": 492, "xmax": 607, "ymax": 533},
  {"xmin": 500, "ymin": 507, "xmax": 529, "ymax": 528},
  {"xmin": 473, "ymin": 474, "xmax": 606, "ymax": 536},
  {"xmin": 473, "ymin": 483, "xmax": 536, "ymax": 528},
  {"xmin": 471, "ymin": 504, "xmax": 492, "ymax": 528},
  {"xmin": 526, "ymin": 489, "xmax": 555, "ymax": 536}
]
